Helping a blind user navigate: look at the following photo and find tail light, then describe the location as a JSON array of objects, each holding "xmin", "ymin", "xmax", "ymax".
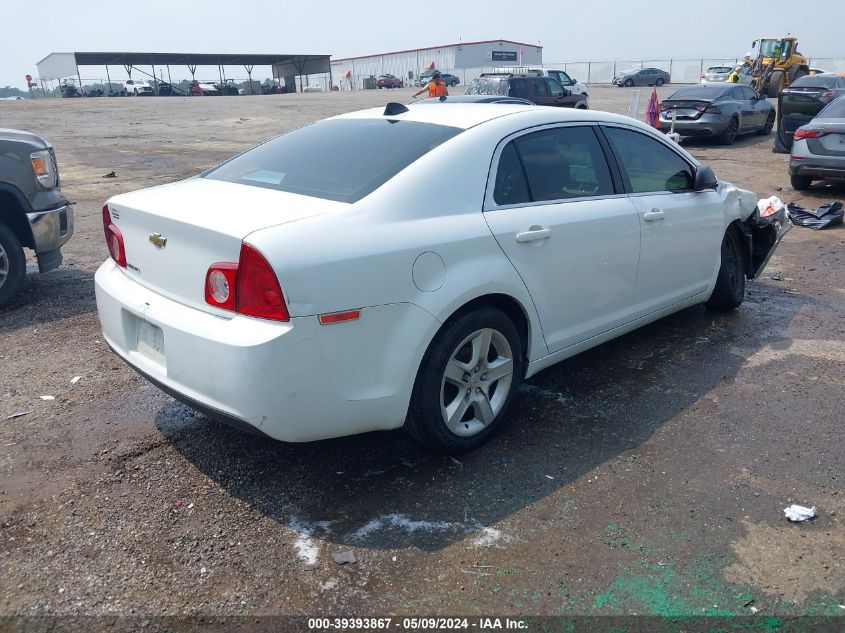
[
  {"xmin": 819, "ymin": 90, "xmax": 835, "ymax": 104},
  {"xmin": 703, "ymin": 105, "xmax": 722, "ymax": 114},
  {"xmin": 205, "ymin": 243, "xmax": 289, "ymax": 321},
  {"xmin": 794, "ymin": 127, "xmax": 829, "ymax": 140},
  {"xmin": 102, "ymin": 205, "xmax": 127, "ymax": 268}
]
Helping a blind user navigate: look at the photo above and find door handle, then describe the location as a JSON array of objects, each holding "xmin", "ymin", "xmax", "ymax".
[
  {"xmin": 643, "ymin": 209, "xmax": 665, "ymax": 222},
  {"xmin": 515, "ymin": 226, "xmax": 551, "ymax": 243}
]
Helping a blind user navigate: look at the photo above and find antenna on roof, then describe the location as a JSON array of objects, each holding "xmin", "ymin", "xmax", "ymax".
[{"xmin": 384, "ymin": 102, "xmax": 409, "ymax": 116}]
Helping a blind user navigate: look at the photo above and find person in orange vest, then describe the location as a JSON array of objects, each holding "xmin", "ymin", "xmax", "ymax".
[{"xmin": 413, "ymin": 71, "xmax": 449, "ymax": 99}]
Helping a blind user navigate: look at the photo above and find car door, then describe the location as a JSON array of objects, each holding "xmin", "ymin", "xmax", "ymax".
[
  {"xmin": 482, "ymin": 124, "xmax": 642, "ymax": 353},
  {"xmin": 636, "ymin": 70, "xmax": 649, "ymax": 86},
  {"xmin": 743, "ymin": 85, "xmax": 769, "ymax": 128},
  {"xmin": 730, "ymin": 86, "xmax": 755, "ymax": 132},
  {"xmin": 544, "ymin": 78, "xmax": 574, "ymax": 108},
  {"xmin": 507, "ymin": 78, "xmax": 530, "ymax": 100},
  {"xmin": 601, "ymin": 125, "xmax": 725, "ymax": 313},
  {"xmin": 529, "ymin": 77, "xmax": 553, "ymax": 106}
]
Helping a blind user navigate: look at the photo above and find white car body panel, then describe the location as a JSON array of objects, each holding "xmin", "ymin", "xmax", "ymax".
[{"xmin": 95, "ymin": 104, "xmax": 765, "ymax": 442}]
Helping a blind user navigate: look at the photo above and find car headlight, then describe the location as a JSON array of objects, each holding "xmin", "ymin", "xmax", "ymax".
[{"xmin": 30, "ymin": 150, "xmax": 57, "ymax": 188}]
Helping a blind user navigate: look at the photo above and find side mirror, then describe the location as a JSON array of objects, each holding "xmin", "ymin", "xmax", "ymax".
[{"xmin": 694, "ymin": 164, "xmax": 718, "ymax": 190}]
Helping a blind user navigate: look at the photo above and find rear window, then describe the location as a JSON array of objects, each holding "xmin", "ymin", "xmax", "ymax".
[
  {"xmin": 781, "ymin": 93, "xmax": 827, "ymax": 116},
  {"xmin": 818, "ymin": 97, "xmax": 845, "ymax": 119},
  {"xmin": 791, "ymin": 75, "xmax": 837, "ymax": 89},
  {"xmin": 707, "ymin": 66, "xmax": 732, "ymax": 73},
  {"xmin": 204, "ymin": 118, "xmax": 462, "ymax": 203},
  {"xmin": 667, "ymin": 85, "xmax": 729, "ymax": 100}
]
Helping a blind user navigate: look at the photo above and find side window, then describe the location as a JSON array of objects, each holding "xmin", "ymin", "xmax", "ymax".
[
  {"xmin": 533, "ymin": 79, "xmax": 550, "ymax": 97},
  {"xmin": 506, "ymin": 126, "xmax": 614, "ymax": 202},
  {"xmin": 741, "ymin": 86, "xmax": 758, "ymax": 100},
  {"xmin": 730, "ymin": 87, "xmax": 746, "ymax": 100},
  {"xmin": 546, "ymin": 79, "xmax": 564, "ymax": 98},
  {"xmin": 509, "ymin": 79, "xmax": 529, "ymax": 98},
  {"xmin": 493, "ymin": 142, "xmax": 530, "ymax": 205},
  {"xmin": 603, "ymin": 127, "xmax": 694, "ymax": 193},
  {"xmin": 555, "ymin": 71, "xmax": 573, "ymax": 86}
]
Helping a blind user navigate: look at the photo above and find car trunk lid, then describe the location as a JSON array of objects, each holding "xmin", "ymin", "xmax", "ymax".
[
  {"xmin": 661, "ymin": 99, "xmax": 713, "ymax": 120},
  {"xmin": 105, "ymin": 178, "xmax": 341, "ymax": 315}
]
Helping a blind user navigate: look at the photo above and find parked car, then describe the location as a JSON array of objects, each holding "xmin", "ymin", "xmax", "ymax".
[
  {"xmin": 465, "ymin": 74, "xmax": 588, "ymax": 109},
  {"xmin": 809, "ymin": 68, "xmax": 831, "ymax": 76},
  {"xmin": 700, "ymin": 64, "xmax": 752, "ymax": 85},
  {"xmin": 377, "ymin": 74, "xmax": 404, "ymax": 89},
  {"xmin": 94, "ymin": 103, "xmax": 786, "ymax": 453},
  {"xmin": 658, "ymin": 83, "xmax": 775, "ymax": 145},
  {"xmin": 60, "ymin": 82, "xmax": 80, "ymax": 98},
  {"xmin": 189, "ymin": 81, "xmax": 220, "ymax": 96},
  {"xmin": 217, "ymin": 79, "xmax": 240, "ymax": 96},
  {"xmin": 614, "ymin": 67, "xmax": 671, "ymax": 87},
  {"xmin": 775, "ymin": 74, "xmax": 845, "ymax": 152},
  {"xmin": 526, "ymin": 69, "xmax": 588, "ymax": 96},
  {"xmin": 789, "ymin": 96, "xmax": 845, "ymax": 190},
  {"xmin": 415, "ymin": 70, "xmax": 459, "ymax": 87},
  {"xmin": 0, "ymin": 129, "xmax": 73, "ymax": 307},
  {"xmin": 412, "ymin": 95, "xmax": 534, "ymax": 105},
  {"xmin": 123, "ymin": 79, "xmax": 154, "ymax": 96}
]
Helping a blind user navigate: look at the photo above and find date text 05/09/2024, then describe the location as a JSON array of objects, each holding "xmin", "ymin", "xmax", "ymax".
[{"xmin": 307, "ymin": 617, "xmax": 528, "ymax": 630}]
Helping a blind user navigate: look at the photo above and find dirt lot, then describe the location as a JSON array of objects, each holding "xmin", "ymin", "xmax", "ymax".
[{"xmin": 1, "ymin": 87, "xmax": 844, "ymax": 624}]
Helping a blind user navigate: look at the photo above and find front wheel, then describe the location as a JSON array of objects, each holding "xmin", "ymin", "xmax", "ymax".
[
  {"xmin": 759, "ymin": 111, "xmax": 775, "ymax": 135},
  {"xmin": 406, "ymin": 307, "xmax": 524, "ymax": 454},
  {"xmin": 0, "ymin": 223, "xmax": 26, "ymax": 308},
  {"xmin": 624, "ymin": 78, "xmax": 634, "ymax": 87},
  {"xmin": 706, "ymin": 229, "xmax": 745, "ymax": 311}
]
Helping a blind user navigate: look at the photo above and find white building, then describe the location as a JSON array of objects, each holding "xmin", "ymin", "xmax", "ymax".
[{"xmin": 331, "ymin": 39, "xmax": 543, "ymax": 89}]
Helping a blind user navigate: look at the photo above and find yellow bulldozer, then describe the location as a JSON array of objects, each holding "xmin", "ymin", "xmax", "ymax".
[{"xmin": 749, "ymin": 35, "xmax": 810, "ymax": 98}]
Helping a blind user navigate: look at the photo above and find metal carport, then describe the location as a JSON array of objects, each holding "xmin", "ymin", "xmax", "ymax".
[{"xmin": 36, "ymin": 52, "xmax": 332, "ymax": 95}]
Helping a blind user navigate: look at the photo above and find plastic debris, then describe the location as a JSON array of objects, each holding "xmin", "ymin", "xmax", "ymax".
[
  {"xmin": 103, "ymin": 171, "xmax": 116, "ymax": 178},
  {"xmin": 786, "ymin": 201, "xmax": 843, "ymax": 230},
  {"xmin": 6, "ymin": 411, "xmax": 30, "ymax": 420},
  {"xmin": 331, "ymin": 550, "xmax": 357, "ymax": 565},
  {"xmin": 449, "ymin": 456, "xmax": 463, "ymax": 469},
  {"xmin": 39, "ymin": 395, "xmax": 55, "ymax": 401},
  {"xmin": 784, "ymin": 504, "xmax": 817, "ymax": 522},
  {"xmin": 770, "ymin": 272, "xmax": 783, "ymax": 281},
  {"xmin": 757, "ymin": 196, "xmax": 785, "ymax": 218},
  {"xmin": 70, "ymin": 376, "xmax": 81, "ymax": 384}
]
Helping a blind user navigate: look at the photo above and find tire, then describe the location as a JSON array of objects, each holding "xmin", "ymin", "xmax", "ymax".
[
  {"xmin": 655, "ymin": 78, "xmax": 665, "ymax": 86},
  {"xmin": 758, "ymin": 111, "xmax": 776, "ymax": 135},
  {"xmin": 624, "ymin": 78, "xmax": 634, "ymax": 87},
  {"xmin": 0, "ymin": 222, "xmax": 26, "ymax": 309},
  {"xmin": 133, "ymin": 88, "xmax": 138, "ymax": 96},
  {"xmin": 766, "ymin": 71, "xmax": 784, "ymax": 98},
  {"xmin": 405, "ymin": 307, "xmax": 525, "ymax": 454},
  {"xmin": 791, "ymin": 174, "xmax": 812, "ymax": 190},
  {"xmin": 720, "ymin": 117, "xmax": 739, "ymax": 145},
  {"xmin": 706, "ymin": 229, "xmax": 745, "ymax": 311},
  {"xmin": 450, "ymin": 80, "xmax": 458, "ymax": 87}
]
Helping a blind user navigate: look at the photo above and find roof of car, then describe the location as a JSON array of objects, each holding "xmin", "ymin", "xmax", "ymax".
[{"xmin": 332, "ymin": 102, "xmax": 649, "ymax": 132}]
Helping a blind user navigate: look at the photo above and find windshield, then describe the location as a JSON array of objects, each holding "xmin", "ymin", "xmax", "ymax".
[
  {"xmin": 204, "ymin": 118, "xmax": 462, "ymax": 203},
  {"xmin": 667, "ymin": 85, "xmax": 729, "ymax": 100}
]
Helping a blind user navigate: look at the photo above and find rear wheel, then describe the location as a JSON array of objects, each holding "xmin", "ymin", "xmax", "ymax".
[
  {"xmin": 655, "ymin": 78, "xmax": 665, "ymax": 86},
  {"xmin": 406, "ymin": 307, "xmax": 524, "ymax": 454},
  {"xmin": 720, "ymin": 117, "xmax": 739, "ymax": 145},
  {"xmin": 758, "ymin": 111, "xmax": 775, "ymax": 135},
  {"xmin": 0, "ymin": 223, "xmax": 26, "ymax": 309},
  {"xmin": 791, "ymin": 174, "xmax": 812, "ymax": 190},
  {"xmin": 706, "ymin": 229, "xmax": 745, "ymax": 311}
]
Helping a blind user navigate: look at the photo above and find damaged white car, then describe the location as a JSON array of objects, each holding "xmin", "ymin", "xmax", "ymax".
[{"xmin": 94, "ymin": 103, "xmax": 789, "ymax": 453}]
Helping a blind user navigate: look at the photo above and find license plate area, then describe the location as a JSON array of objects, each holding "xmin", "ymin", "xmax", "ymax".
[{"xmin": 125, "ymin": 311, "xmax": 166, "ymax": 368}]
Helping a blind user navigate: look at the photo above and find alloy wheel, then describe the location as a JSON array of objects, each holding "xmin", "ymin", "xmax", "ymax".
[
  {"xmin": 0, "ymin": 241, "xmax": 8, "ymax": 289},
  {"xmin": 440, "ymin": 328, "xmax": 514, "ymax": 437}
]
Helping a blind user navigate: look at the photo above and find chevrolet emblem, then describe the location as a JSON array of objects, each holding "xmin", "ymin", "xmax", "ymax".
[{"xmin": 149, "ymin": 233, "xmax": 167, "ymax": 248}]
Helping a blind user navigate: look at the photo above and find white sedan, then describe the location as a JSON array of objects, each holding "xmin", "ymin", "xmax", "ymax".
[{"xmin": 95, "ymin": 103, "xmax": 788, "ymax": 453}]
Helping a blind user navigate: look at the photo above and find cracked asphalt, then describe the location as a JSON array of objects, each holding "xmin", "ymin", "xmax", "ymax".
[{"xmin": 0, "ymin": 87, "xmax": 843, "ymax": 625}]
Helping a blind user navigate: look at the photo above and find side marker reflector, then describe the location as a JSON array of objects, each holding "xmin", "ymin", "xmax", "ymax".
[{"xmin": 319, "ymin": 309, "xmax": 361, "ymax": 325}]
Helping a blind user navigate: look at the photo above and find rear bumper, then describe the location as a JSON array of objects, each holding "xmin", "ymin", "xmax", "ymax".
[
  {"xmin": 94, "ymin": 259, "xmax": 438, "ymax": 442},
  {"xmin": 789, "ymin": 154, "xmax": 845, "ymax": 179},
  {"xmin": 26, "ymin": 203, "xmax": 74, "ymax": 272},
  {"xmin": 658, "ymin": 118, "xmax": 728, "ymax": 137}
]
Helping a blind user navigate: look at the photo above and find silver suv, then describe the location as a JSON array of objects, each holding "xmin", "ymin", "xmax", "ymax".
[{"xmin": 0, "ymin": 129, "xmax": 74, "ymax": 307}]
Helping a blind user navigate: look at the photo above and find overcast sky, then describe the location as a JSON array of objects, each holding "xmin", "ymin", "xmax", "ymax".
[{"xmin": 1, "ymin": 0, "xmax": 841, "ymax": 88}]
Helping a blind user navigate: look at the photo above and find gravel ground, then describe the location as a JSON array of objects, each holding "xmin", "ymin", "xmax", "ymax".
[{"xmin": 0, "ymin": 87, "xmax": 843, "ymax": 625}]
